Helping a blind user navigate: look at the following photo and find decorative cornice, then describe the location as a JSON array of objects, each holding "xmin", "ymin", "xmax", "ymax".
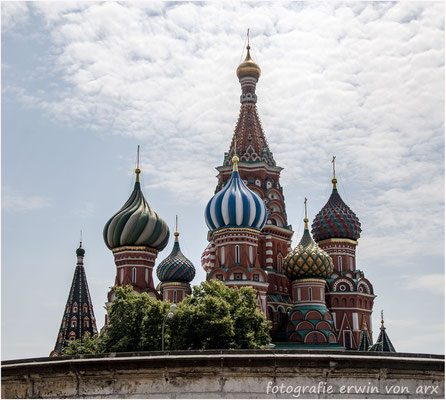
[
  {"xmin": 317, "ymin": 238, "xmax": 358, "ymax": 246},
  {"xmin": 213, "ymin": 227, "xmax": 261, "ymax": 235},
  {"xmin": 216, "ymin": 162, "xmax": 283, "ymax": 174},
  {"xmin": 112, "ymin": 246, "xmax": 158, "ymax": 253},
  {"xmin": 160, "ymin": 282, "xmax": 190, "ymax": 288},
  {"xmin": 293, "ymin": 278, "xmax": 327, "ymax": 284}
]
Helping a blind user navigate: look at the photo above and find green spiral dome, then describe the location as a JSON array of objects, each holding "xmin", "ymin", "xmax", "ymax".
[{"xmin": 103, "ymin": 174, "xmax": 169, "ymax": 251}]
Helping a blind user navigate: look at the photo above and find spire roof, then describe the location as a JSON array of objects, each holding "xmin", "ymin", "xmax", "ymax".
[
  {"xmin": 369, "ymin": 311, "xmax": 396, "ymax": 352},
  {"xmin": 50, "ymin": 243, "xmax": 97, "ymax": 356},
  {"xmin": 357, "ymin": 317, "xmax": 372, "ymax": 351},
  {"xmin": 223, "ymin": 39, "xmax": 275, "ymax": 167}
]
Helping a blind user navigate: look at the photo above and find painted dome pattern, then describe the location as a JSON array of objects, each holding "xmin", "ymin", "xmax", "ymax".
[
  {"xmin": 205, "ymin": 157, "xmax": 267, "ymax": 232},
  {"xmin": 103, "ymin": 178, "xmax": 169, "ymax": 251},
  {"xmin": 311, "ymin": 185, "xmax": 361, "ymax": 242},
  {"xmin": 156, "ymin": 233, "xmax": 195, "ymax": 283},
  {"xmin": 284, "ymin": 222, "xmax": 334, "ymax": 281}
]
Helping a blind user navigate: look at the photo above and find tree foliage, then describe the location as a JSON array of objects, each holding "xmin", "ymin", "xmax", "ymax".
[
  {"xmin": 61, "ymin": 282, "xmax": 271, "ymax": 355},
  {"xmin": 99, "ymin": 285, "xmax": 171, "ymax": 353},
  {"xmin": 62, "ymin": 334, "xmax": 99, "ymax": 355},
  {"xmin": 170, "ymin": 280, "xmax": 271, "ymax": 350}
]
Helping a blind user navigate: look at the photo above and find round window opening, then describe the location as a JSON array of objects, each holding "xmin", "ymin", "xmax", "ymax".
[{"xmin": 340, "ymin": 285, "xmax": 346, "ymax": 292}]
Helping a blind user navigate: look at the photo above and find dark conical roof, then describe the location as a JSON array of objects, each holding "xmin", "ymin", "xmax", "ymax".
[
  {"xmin": 358, "ymin": 328, "xmax": 372, "ymax": 351},
  {"xmin": 50, "ymin": 244, "xmax": 97, "ymax": 356},
  {"xmin": 369, "ymin": 316, "xmax": 396, "ymax": 352}
]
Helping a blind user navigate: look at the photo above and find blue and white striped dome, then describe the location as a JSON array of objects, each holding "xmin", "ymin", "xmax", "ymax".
[{"xmin": 205, "ymin": 156, "xmax": 267, "ymax": 232}]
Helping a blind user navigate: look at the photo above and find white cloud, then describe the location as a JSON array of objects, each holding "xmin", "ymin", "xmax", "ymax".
[
  {"xmin": 1, "ymin": 2, "xmax": 30, "ymax": 33},
  {"xmin": 4, "ymin": 2, "xmax": 444, "ymax": 266},
  {"xmin": 404, "ymin": 274, "xmax": 445, "ymax": 296},
  {"xmin": 72, "ymin": 201, "xmax": 95, "ymax": 218},
  {"xmin": 2, "ymin": 186, "xmax": 52, "ymax": 213}
]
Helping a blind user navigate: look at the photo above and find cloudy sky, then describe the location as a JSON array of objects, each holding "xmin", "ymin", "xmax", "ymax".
[{"xmin": 2, "ymin": 1, "xmax": 444, "ymax": 360}]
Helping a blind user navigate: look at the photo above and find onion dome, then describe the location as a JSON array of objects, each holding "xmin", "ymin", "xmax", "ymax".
[
  {"xmin": 236, "ymin": 45, "xmax": 261, "ymax": 80},
  {"xmin": 156, "ymin": 232, "xmax": 195, "ymax": 283},
  {"xmin": 311, "ymin": 178, "xmax": 361, "ymax": 242},
  {"xmin": 205, "ymin": 155, "xmax": 267, "ymax": 232},
  {"xmin": 76, "ymin": 242, "xmax": 85, "ymax": 256},
  {"xmin": 284, "ymin": 217, "xmax": 334, "ymax": 281},
  {"xmin": 103, "ymin": 167, "xmax": 169, "ymax": 251},
  {"xmin": 201, "ymin": 242, "xmax": 213, "ymax": 273}
]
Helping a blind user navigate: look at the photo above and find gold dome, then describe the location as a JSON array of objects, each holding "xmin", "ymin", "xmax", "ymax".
[{"xmin": 236, "ymin": 45, "xmax": 261, "ymax": 80}]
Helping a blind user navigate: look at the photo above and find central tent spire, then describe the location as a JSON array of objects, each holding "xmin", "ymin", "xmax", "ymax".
[{"xmin": 224, "ymin": 34, "xmax": 275, "ymax": 167}]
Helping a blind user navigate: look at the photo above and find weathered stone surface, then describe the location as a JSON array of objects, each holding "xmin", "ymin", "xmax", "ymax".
[{"xmin": 2, "ymin": 350, "xmax": 444, "ymax": 399}]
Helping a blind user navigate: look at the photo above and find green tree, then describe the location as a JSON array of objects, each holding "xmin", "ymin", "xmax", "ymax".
[
  {"xmin": 169, "ymin": 280, "xmax": 271, "ymax": 350},
  {"xmin": 99, "ymin": 285, "xmax": 171, "ymax": 353},
  {"xmin": 62, "ymin": 334, "xmax": 100, "ymax": 355}
]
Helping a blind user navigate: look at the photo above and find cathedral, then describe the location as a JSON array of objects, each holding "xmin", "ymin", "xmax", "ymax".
[{"xmin": 51, "ymin": 43, "xmax": 395, "ymax": 355}]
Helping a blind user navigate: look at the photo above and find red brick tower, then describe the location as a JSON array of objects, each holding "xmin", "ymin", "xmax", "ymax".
[
  {"xmin": 202, "ymin": 41, "xmax": 293, "ymax": 337},
  {"xmin": 311, "ymin": 158, "xmax": 376, "ymax": 349}
]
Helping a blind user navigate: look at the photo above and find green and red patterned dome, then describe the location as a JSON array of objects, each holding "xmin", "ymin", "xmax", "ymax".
[
  {"xmin": 103, "ymin": 168, "xmax": 170, "ymax": 251},
  {"xmin": 156, "ymin": 232, "xmax": 195, "ymax": 283},
  {"xmin": 311, "ymin": 178, "xmax": 361, "ymax": 242},
  {"xmin": 284, "ymin": 218, "xmax": 334, "ymax": 281}
]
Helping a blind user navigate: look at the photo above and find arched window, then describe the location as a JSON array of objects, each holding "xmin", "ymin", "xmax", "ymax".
[
  {"xmin": 277, "ymin": 256, "xmax": 283, "ymax": 272},
  {"xmin": 266, "ymin": 181, "xmax": 272, "ymax": 189},
  {"xmin": 173, "ymin": 291, "xmax": 177, "ymax": 303},
  {"xmin": 320, "ymin": 288, "xmax": 323, "ymax": 300},
  {"xmin": 83, "ymin": 304, "xmax": 88, "ymax": 313},
  {"xmin": 338, "ymin": 256, "xmax": 342, "ymax": 271},
  {"xmin": 72, "ymin": 303, "xmax": 78, "ymax": 313},
  {"xmin": 132, "ymin": 267, "xmax": 136, "ymax": 283},
  {"xmin": 71, "ymin": 317, "xmax": 77, "ymax": 328},
  {"xmin": 255, "ymin": 179, "xmax": 261, "ymax": 187},
  {"xmin": 235, "ymin": 245, "xmax": 240, "ymax": 264},
  {"xmin": 309, "ymin": 287, "xmax": 312, "ymax": 300},
  {"xmin": 221, "ymin": 247, "xmax": 225, "ymax": 264},
  {"xmin": 268, "ymin": 307, "xmax": 274, "ymax": 323},
  {"xmin": 297, "ymin": 287, "xmax": 301, "ymax": 301},
  {"xmin": 84, "ymin": 318, "xmax": 90, "ymax": 328},
  {"xmin": 249, "ymin": 246, "xmax": 253, "ymax": 264},
  {"xmin": 350, "ymin": 257, "xmax": 354, "ymax": 269},
  {"xmin": 145, "ymin": 268, "xmax": 149, "ymax": 284}
]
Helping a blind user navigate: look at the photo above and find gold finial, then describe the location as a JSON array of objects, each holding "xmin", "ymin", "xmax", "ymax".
[
  {"xmin": 135, "ymin": 145, "xmax": 141, "ymax": 182},
  {"xmin": 80, "ymin": 230, "xmax": 82, "ymax": 247},
  {"xmin": 304, "ymin": 197, "xmax": 309, "ymax": 229},
  {"xmin": 381, "ymin": 310, "xmax": 385, "ymax": 329},
  {"xmin": 232, "ymin": 142, "xmax": 239, "ymax": 172},
  {"xmin": 331, "ymin": 156, "xmax": 337, "ymax": 189},
  {"xmin": 174, "ymin": 215, "xmax": 180, "ymax": 242},
  {"xmin": 362, "ymin": 315, "xmax": 368, "ymax": 331}
]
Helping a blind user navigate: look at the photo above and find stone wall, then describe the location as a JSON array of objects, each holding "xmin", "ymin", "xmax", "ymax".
[{"xmin": 2, "ymin": 350, "xmax": 444, "ymax": 398}]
